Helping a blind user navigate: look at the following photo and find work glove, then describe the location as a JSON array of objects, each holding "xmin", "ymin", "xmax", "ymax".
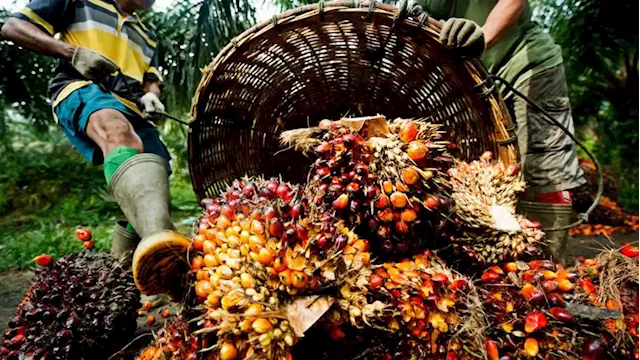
[
  {"xmin": 440, "ymin": 18, "xmax": 485, "ymax": 58},
  {"xmin": 71, "ymin": 47, "xmax": 119, "ymax": 81},
  {"xmin": 140, "ymin": 92, "xmax": 165, "ymax": 123}
]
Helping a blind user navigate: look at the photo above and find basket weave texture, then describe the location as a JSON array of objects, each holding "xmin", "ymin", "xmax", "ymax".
[{"xmin": 190, "ymin": 0, "xmax": 517, "ymax": 201}]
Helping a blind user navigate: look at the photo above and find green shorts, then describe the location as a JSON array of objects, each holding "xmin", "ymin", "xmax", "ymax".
[{"xmin": 53, "ymin": 84, "xmax": 171, "ymax": 171}]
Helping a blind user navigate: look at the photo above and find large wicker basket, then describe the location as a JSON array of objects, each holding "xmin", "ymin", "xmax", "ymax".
[{"xmin": 189, "ymin": 0, "xmax": 517, "ymax": 201}]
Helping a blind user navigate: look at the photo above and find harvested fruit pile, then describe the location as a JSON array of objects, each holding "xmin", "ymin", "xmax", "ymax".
[
  {"xmin": 135, "ymin": 117, "xmax": 638, "ymax": 360},
  {"xmin": 571, "ymin": 158, "xmax": 639, "ymax": 237},
  {"xmin": 1, "ymin": 250, "xmax": 139, "ymax": 359}
]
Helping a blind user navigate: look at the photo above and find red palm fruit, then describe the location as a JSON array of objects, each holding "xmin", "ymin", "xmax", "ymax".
[
  {"xmin": 34, "ymin": 254, "xmax": 52, "ymax": 266},
  {"xmin": 578, "ymin": 279, "xmax": 596, "ymax": 294},
  {"xmin": 401, "ymin": 208, "xmax": 417, "ymax": 222},
  {"xmin": 401, "ymin": 167, "xmax": 419, "ymax": 185},
  {"xmin": 395, "ymin": 221, "xmax": 409, "ymax": 234},
  {"xmin": 549, "ymin": 307, "xmax": 574, "ymax": 322},
  {"xmin": 521, "ymin": 284, "xmax": 543, "ymax": 300},
  {"xmin": 276, "ymin": 183, "xmax": 291, "ymax": 198},
  {"xmin": 316, "ymin": 167, "xmax": 331, "ymax": 178},
  {"xmin": 346, "ymin": 183, "xmax": 360, "ymax": 193},
  {"xmin": 192, "ymin": 234, "xmax": 206, "ymax": 251},
  {"xmin": 524, "ymin": 312, "xmax": 547, "ymax": 333},
  {"xmin": 540, "ymin": 270, "xmax": 557, "ymax": 280},
  {"xmin": 407, "ymin": 141, "xmax": 428, "ymax": 161},
  {"xmin": 431, "ymin": 273, "xmax": 449, "ymax": 285},
  {"xmin": 523, "ymin": 338, "xmax": 539, "ymax": 357},
  {"xmin": 424, "ymin": 196, "xmax": 439, "ymax": 210},
  {"xmin": 291, "ymin": 204, "xmax": 304, "ymax": 219},
  {"xmin": 485, "ymin": 340, "xmax": 499, "ymax": 360},
  {"xmin": 547, "ymin": 292, "xmax": 565, "ymax": 307},
  {"xmin": 395, "ymin": 181, "xmax": 410, "ymax": 193},
  {"xmin": 451, "ymin": 278, "xmax": 468, "ymax": 292},
  {"xmin": 480, "ymin": 151, "xmax": 493, "ymax": 161},
  {"xmin": 375, "ymin": 194, "xmax": 390, "ymax": 208},
  {"xmin": 75, "ymin": 228, "xmax": 92, "ymax": 241},
  {"xmin": 481, "ymin": 271, "xmax": 500, "ymax": 283},
  {"xmin": 377, "ymin": 209, "xmax": 394, "ymax": 222},
  {"xmin": 291, "ymin": 271, "xmax": 308, "ymax": 289},
  {"xmin": 620, "ymin": 245, "xmax": 639, "ymax": 258},
  {"xmin": 83, "ymin": 240, "xmax": 95, "ymax": 249},
  {"xmin": 329, "ymin": 326, "xmax": 346, "ymax": 340},
  {"xmin": 333, "ymin": 194, "xmax": 349, "ymax": 210},
  {"xmin": 315, "ymin": 142, "xmax": 331, "ymax": 155},
  {"xmin": 382, "ymin": 180, "xmax": 394, "ymax": 195},
  {"xmin": 582, "ymin": 339, "xmax": 605, "ymax": 360},
  {"xmin": 191, "ymin": 256, "xmax": 204, "ymax": 270},
  {"xmin": 489, "ymin": 266, "xmax": 504, "ymax": 275},
  {"xmin": 390, "ymin": 192, "xmax": 408, "ymax": 208},
  {"xmin": 161, "ymin": 308, "xmax": 171, "ymax": 319},
  {"xmin": 542, "ymin": 280, "xmax": 558, "ymax": 292},
  {"xmin": 269, "ymin": 219, "xmax": 284, "ymax": 237},
  {"xmin": 399, "ymin": 121, "xmax": 418, "ymax": 142},
  {"xmin": 504, "ymin": 262, "xmax": 518, "ymax": 273},
  {"xmin": 558, "ymin": 279, "xmax": 574, "ymax": 292},
  {"xmin": 369, "ymin": 274, "xmax": 384, "ymax": 289},
  {"xmin": 146, "ymin": 315, "xmax": 156, "ymax": 326}
]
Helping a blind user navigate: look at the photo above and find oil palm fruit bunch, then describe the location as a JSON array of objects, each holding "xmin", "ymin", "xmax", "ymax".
[
  {"xmin": 181, "ymin": 178, "xmax": 372, "ymax": 360},
  {"xmin": 478, "ymin": 253, "xmax": 638, "ymax": 360},
  {"xmin": 136, "ymin": 316, "xmax": 201, "ymax": 360},
  {"xmin": 280, "ymin": 116, "xmax": 454, "ymax": 255},
  {"xmin": 1, "ymin": 252, "xmax": 139, "ymax": 359},
  {"xmin": 448, "ymin": 153, "xmax": 544, "ymax": 266},
  {"xmin": 320, "ymin": 250, "xmax": 485, "ymax": 359}
]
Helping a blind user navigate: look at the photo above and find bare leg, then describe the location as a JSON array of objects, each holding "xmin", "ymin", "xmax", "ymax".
[{"xmin": 86, "ymin": 108, "xmax": 143, "ymax": 156}]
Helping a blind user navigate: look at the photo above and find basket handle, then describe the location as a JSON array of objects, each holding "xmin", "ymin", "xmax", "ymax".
[{"xmin": 477, "ymin": 75, "xmax": 604, "ymax": 232}]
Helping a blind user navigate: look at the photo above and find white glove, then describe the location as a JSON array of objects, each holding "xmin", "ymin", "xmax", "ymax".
[{"xmin": 140, "ymin": 92, "xmax": 165, "ymax": 122}]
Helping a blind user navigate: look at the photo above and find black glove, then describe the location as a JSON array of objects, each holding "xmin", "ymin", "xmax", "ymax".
[
  {"xmin": 71, "ymin": 47, "xmax": 119, "ymax": 81},
  {"xmin": 440, "ymin": 18, "xmax": 485, "ymax": 58}
]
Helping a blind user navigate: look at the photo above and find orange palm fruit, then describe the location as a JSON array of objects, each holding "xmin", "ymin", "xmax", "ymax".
[
  {"xmin": 279, "ymin": 269, "xmax": 292, "ymax": 286},
  {"xmin": 524, "ymin": 312, "xmax": 548, "ymax": 333},
  {"xmin": 220, "ymin": 342, "xmax": 238, "ymax": 360},
  {"xmin": 401, "ymin": 167, "xmax": 419, "ymax": 185},
  {"xmin": 399, "ymin": 121, "xmax": 418, "ymax": 142},
  {"xmin": 192, "ymin": 234, "xmax": 206, "ymax": 250},
  {"xmin": 191, "ymin": 256, "xmax": 204, "ymax": 270},
  {"xmin": 523, "ymin": 338, "xmax": 539, "ymax": 357},
  {"xmin": 407, "ymin": 141, "xmax": 428, "ymax": 161},
  {"xmin": 203, "ymin": 254, "xmax": 218, "ymax": 267},
  {"xmin": 252, "ymin": 318, "xmax": 272, "ymax": 334},
  {"xmin": 485, "ymin": 340, "xmax": 499, "ymax": 360},
  {"xmin": 291, "ymin": 271, "xmax": 309, "ymax": 289}
]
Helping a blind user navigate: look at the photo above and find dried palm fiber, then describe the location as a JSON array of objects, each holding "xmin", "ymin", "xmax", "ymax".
[
  {"xmin": 189, "ymin": 0, "xmax": 518, "ymax": 201},
  {"xmin": 448, "ymin": 155, "xmax": 545, "ymax": 266}
]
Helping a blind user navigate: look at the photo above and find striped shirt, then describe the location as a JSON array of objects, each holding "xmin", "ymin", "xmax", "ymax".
[{"xmin": 12, "ymin": 0, "xmax": 162, "ymax": 115}]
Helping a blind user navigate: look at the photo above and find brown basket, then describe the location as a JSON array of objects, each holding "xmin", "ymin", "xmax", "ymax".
[{"xmin": 189, "ymin": 0, "xmax": 517, "ymax": 201}]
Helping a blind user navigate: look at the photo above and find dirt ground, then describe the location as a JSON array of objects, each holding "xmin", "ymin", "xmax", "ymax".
[{"xmin": 0, "ymin": 232, "xmax": 637, "ymax": 356}]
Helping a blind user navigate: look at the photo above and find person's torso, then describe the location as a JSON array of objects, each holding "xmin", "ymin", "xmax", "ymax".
[
  {"xmin": 417, "ymin": 0, "xmax": 563, "ymax": 88},
  {"xmin": 51, "ymin": 0, "xmax": 157, "ymax": 109}
]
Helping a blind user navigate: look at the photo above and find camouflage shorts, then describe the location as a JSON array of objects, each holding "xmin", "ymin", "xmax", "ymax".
[{"xmin": 505, "ymin": 65, "xmax": 586, "ymax": 194}]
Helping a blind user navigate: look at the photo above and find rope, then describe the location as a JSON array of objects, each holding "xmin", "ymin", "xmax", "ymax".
[{"xmin": 477, "ymin": 75, "xmax": 604, "ymax": 232}]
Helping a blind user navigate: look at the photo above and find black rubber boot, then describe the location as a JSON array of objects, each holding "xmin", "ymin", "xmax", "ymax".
[{"xmin": 109, "ymin": 154, "xmax": 190, "ymax": 296}]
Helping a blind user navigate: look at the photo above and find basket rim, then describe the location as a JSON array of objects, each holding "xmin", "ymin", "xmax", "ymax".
[{"xmin": 189, "ymin": 0, "xmax": 520, "ymax": 200}]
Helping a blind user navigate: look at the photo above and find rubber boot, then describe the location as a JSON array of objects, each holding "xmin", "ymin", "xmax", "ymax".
[
  {"xmin": 111, "ymin": 220, "xmax": 140, "ymax": 261},
  {"xmin": 109, "ymin": 154, "xmax": 190, "ymax": 297},
  {"xmin": 517, "ymin": 200, "xmax": 572, "ymax": 265}
]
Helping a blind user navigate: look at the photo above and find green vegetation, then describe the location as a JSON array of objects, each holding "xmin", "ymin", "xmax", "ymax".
[{"xmin": 0, "ymin": 0, "xmax": 637, "ymax": 271}]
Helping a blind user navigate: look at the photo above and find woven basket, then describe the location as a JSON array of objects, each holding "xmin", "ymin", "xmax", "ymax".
[{"xmin": 189, "ymin": 0, "xmax": 517, "ymax": 201}]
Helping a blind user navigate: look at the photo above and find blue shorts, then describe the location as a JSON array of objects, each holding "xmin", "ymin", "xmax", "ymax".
[{"xmin": 54, "ymin": 84, "xmax": 171, "ymax": 171}]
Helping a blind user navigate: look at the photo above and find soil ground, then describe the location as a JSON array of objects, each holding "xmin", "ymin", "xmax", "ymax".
[{"xmin": 0, "ymin": 232, "xmax": 637, "ymax": 357}]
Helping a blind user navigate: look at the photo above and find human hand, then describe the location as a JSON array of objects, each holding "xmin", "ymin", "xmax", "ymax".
[
  {"xmin": 140, "ymin": 92, "xmax": 165, "ymax": 122},
  {"xmin": 440, "ymin": 18, "xmax": 485, "ymax": 57},
  {"xmin": 71, "ymin": 47, "xmax": 119, "ymax": 81}
]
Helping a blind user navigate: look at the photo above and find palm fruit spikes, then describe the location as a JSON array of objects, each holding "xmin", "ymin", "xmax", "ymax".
[
  {"xmin": 320, "ymin": 250, "xmax": 486, "ymax": 359},
  {"xmin": 1, "ymin": 252, "xmax": 139, "ymax": 359},
  {"xmin": 184, "ymin": 177, "xmax": 373, "ymax": 360},
  {"xmin": 281, "ymin": 116, "xmax": 454, "ymax": 255},
  {"xmin": 448, "ymin": 154, "xmax": 544, "ymax": 265},
  {"xmin": 478, "ymin": 252, "xmax": 638, "ymax": 360}
]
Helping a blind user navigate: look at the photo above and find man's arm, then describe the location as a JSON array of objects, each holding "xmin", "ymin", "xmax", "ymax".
[
  {"xmin": 483, "ymin": 0, "xmax": 527, "ymax": 50},
  {"xmin": 143, "ymin": 81, "xmax": 162, "ymax": 96},
  {"xmin": 1, "ymin": 18, "xmax": 75, "ymax": 60}
]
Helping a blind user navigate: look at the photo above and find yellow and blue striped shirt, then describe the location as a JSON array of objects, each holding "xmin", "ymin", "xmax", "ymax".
[{"xmin": 12, "ymin": 0, "xmax": 162, "ymax": 115}]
